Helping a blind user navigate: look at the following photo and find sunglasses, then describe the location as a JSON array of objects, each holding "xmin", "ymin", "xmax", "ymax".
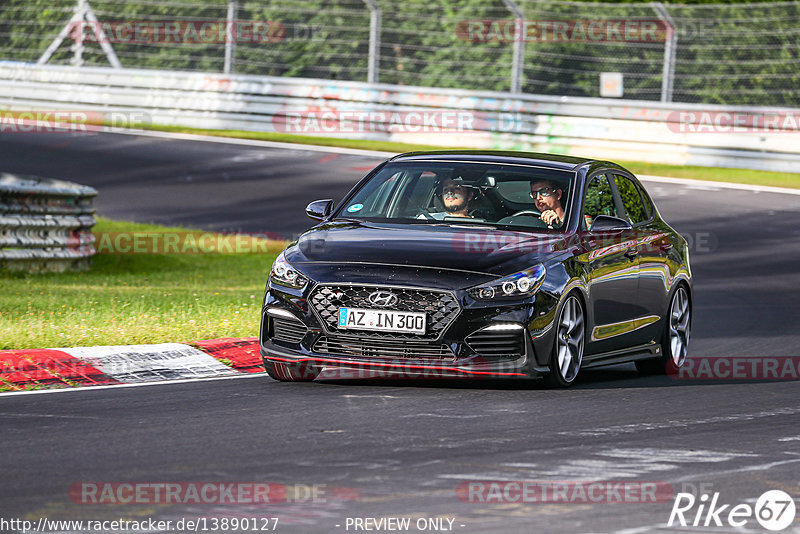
[
  {"xmin": 441, "ymin": 186, "xmax": 466, "ymax": 195},
  {"xmin": 530, "ymin": 187, "xmax": 556, "ymax": 198}
]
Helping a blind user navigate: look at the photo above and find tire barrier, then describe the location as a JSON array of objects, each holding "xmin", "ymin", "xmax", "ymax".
[
  {"xmin": 0, "ymin": 172, "xmax": 97, "ymax": 272},
  {"xmin": 0, "ymin": 63, "xmax": 799, "ymax": 172}
]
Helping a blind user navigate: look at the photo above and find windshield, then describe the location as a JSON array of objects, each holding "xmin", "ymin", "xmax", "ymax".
[{"xmin": 335, "ymin": 161, "xmax": 575, "ymax": 231}]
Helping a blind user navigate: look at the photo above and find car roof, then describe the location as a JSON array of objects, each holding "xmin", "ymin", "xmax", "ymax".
[{"xmin": 389, "ymin": 150, "xmax": 595, "ymax": 172}]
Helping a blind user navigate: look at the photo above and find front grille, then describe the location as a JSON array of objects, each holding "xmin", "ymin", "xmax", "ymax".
[
  {"xmin": 314, "ymin": 335, "xmax": 456, "ymax": 361},
  {"xmin": 271, "ymin": 315, "xmax": 308, "ymax": 344},
  {"xmin": 310, "ymin": 284, "xmax": 460, "ymax": 340},
  {"xmin": 465, "ymin": 329, "xmax": 525, "ymax": 357}
]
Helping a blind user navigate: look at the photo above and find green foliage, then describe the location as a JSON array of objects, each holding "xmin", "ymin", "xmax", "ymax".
[
  {"xmin": 613, "ymin": 175, "xmax": 647, "ymax": 223},
  {"xmin": 0, "ymin": 0, "xmax": 797, "ymax": 104},
  {"xmin": 584, "ymin": 174, "xmax": 617, "ymax": 221}
]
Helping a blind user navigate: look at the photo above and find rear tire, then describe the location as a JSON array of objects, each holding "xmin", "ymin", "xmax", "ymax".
[
  {"xmin": 636, "ymin": 285, "xmax": 691, "ymax": 375},
  {"xmin": 546, "ymin": 294, "xmax": 585, "ymax": 388},
  {"xmin": 264, "ymin": 359, "xmax": 320, "ymax": 382}
]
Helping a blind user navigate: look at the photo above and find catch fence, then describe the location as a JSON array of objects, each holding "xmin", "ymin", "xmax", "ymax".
[{"xmin": 1, "ymin": 0, "xmax": 798, "ymax": 106}]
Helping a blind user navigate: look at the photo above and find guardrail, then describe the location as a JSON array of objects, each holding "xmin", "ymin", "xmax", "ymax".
[
  {"xmin": 0, "ymin": 173, "xmax": 96, "ymax": 272},
  {"xmin": 0, "ymin": 63, "xmax": 798, "ymax": 173}
]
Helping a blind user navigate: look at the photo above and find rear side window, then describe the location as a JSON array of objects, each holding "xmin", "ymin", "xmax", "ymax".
[
  {"xmin": 635, "ymin": 180, "xmax": 655, "ymax": 221},
  {"xmin": 614, "ymin": 175, "xmax": 650, "ymax": 225},
  {"xmin": 583, "ymin": 174, "xmax": 618, "ymax": 228}
]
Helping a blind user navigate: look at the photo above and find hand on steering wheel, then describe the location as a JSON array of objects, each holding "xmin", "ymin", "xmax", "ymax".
[{"xmin": 539, "ymin": 209, "xmax": 562, "ymax": 227}]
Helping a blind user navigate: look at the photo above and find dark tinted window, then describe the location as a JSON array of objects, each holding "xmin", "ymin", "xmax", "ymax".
[
  {"xmin": 583, "ymin": 174, "xmax": 617, "ymax": 228},
  {"xmin": 635, "ymin": 180, "xmax": 655, "ymax": 221},
  {"xmin": 614, "ymin": 175, "xmax": 649, "ymax": 225},
  {"xmin": 336, "ymin": 162, "xmax": 574, "ymax": 231}
]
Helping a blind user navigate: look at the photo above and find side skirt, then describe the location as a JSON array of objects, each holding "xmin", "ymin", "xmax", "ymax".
[{"xmin": 582, "ymin": 342, "xmax": 661, "ymax": 369}]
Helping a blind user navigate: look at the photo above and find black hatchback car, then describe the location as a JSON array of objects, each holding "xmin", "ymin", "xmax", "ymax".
[{"xmin": 260, "ymin": 151, "xmax": 692, "ymax": 386}]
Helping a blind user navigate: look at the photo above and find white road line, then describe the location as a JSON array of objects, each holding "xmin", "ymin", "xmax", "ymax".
[
  {"xmin": 104, "ymin": 126, "xmax": 396, "ymax": 158},
  {"xmin": 559, "ymin": 406, "xmax": 800, "ymax": 437},
  {"xmin": 638, "ymin": 174, "xmax": 800, "ymax": 196},
  {"xmin": 0, "ymin": 372, "xmax": 265, "ymax": 398},
  {"xmin": 99, "ymin": 127, "xmax": 800, "ymax": 197},
  {"xmin": 669, "ymin": 456, "xmax": 800, "ymax": 485}
]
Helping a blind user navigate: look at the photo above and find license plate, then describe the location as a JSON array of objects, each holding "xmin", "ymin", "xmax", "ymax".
[{"xmin": 337, "ymin": 307, "xmax": 426, "ymax": 335}]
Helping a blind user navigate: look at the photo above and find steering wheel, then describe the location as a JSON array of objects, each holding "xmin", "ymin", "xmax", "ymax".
[{"xmin": 508, "ymin": 210, "xmax": 542, "ymax": 218}]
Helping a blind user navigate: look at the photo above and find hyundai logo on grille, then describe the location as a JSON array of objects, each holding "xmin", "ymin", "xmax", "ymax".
[{"xmin": 368, "ymin": 290, "xmax": 399, "ymax": 307}]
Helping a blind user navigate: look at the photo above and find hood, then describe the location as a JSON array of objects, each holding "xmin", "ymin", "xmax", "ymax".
[{"xmin": 285, "ymin": 220, "xmax": 572, "ymax": 280}]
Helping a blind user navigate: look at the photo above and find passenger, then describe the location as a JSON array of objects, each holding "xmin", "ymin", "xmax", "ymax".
[
  {"xmin": 422, "ymin": 177, "xmax": 475, "ymax": 219},
  {"xmin": 530, "ymin": 179, "xmax": 565, "ymax": 228}
]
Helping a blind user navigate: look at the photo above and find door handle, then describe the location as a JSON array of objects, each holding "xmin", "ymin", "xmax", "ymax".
[{"xmin": 624, "ymin": 247, "xmax": 639, "ymax": 259}]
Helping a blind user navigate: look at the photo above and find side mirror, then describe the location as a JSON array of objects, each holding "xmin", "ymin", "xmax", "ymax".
[
  {"xmin": 305, "ymin": 199, "xmax": 334, "ymax": 221},
  {"xmin": 590, "ymin": 215, "xmax": 632, "ymax": 232}
]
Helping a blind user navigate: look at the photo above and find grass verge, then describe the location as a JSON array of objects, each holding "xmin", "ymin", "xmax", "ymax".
[
  {"xmin": 143, "ymin": 124, "xmax": 800, "ymax": 189},
  {"xmin": 0, "ymin": 218, "xmax": 285, "ymax": 350}
]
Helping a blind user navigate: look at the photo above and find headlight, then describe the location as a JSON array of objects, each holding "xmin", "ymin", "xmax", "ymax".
[
  {"xmin": 269, "ymin": 252, "xmax": 309, "ymax": 289},
  {"xmin": 468, "ymin": 264, "xmax": 546, "ymax": 300}
]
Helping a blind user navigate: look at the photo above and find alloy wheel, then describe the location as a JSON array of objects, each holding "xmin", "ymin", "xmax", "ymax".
[
  {"xmin": 668, "ymin": 286, "xmax": 691, "ymax": 367},
  {"xmin": 555, "ymin": 295, "xmax": 585, "ymax": 383}
]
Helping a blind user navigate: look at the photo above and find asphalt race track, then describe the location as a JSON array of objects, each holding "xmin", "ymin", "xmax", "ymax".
[{"xmin": 1, "ymin": 130, "xmax": 799, "ymax": 533}]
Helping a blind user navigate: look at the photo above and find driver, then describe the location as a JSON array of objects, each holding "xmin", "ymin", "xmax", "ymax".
[
  {"xmin": 530, "ymin": 179, "xmax": 565, "ymax": 228},
  {"xmin": 421, "ymin": 177, "xmax": 475, "ymax": 219}
]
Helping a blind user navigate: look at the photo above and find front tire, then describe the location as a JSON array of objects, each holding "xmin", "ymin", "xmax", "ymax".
[
  {"xmin": 264, "ymin": 359, "xmax": 320, "ymax": 382},
  {"xmin": 636, "ymin": 285, "xmax": 691, "ymax": 375},
  {"xmin": 546, "ymin": 294, "xmax": 585, "ymax": 387}
]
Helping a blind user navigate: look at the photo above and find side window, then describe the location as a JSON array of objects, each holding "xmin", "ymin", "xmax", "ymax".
[
  {"xmin": 366, "ymin": 171, "xmax": 403, "ymax": 214},
  {"xmin": 635, "ymin": 180, "xmax": 655, "ymax": 221},
  {"xmin": 397, "ymin": 171, "xmax": 437, "ymax": 217},
  {"xmin": 583, "ymin": 174, "xmax": 617, "ymax": 228},
  {"xmin": 614, "ymin": 175, "xmax": 649, "ymax": 225},
  {"xmin": 403, "ymin": 171, "xmax": 439, "ymax": 213}
]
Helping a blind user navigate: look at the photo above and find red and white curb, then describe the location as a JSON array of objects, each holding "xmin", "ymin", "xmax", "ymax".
[{"xmin": 0, "ymin": 337, "xmax": 263, "ymax": 392}]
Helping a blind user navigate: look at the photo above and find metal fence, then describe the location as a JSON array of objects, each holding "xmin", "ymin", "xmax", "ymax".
[
  {"xmin": 1, "ymin": 63, "xmax": 799, "ymax": 173},
  {"xmin": 1, "ymin": 0, "xmax": 798, "ymax": 107}
]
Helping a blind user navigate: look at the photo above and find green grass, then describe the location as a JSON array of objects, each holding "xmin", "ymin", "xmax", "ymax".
[
  {"xmin": 613, "ymin": 160, "xmax": 800, "ymax": 189},
  {"xmin": 143, "ymin": 124, "xmax": 800, "ymax": 189},
  {"xmin": 0, "ymin": 218, "xmax": 285, "ymax": 350},
  {"xmin": 149, "ymin": 124, "xmax": 444, "ymax": 154},
  {"xmin": 5, "ymin": 109, "xmax": 798, "ymax": 188}
]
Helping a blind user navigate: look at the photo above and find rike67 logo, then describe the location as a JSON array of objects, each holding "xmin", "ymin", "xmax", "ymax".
[{"xmin": 668, "ymin": 490, "xmax": 796, "ymax": 531}]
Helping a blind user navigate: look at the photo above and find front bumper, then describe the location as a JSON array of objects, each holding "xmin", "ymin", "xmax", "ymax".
[{"xmin": 260, "ymin": 281, "xmax": 558, "ymax": 380}]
